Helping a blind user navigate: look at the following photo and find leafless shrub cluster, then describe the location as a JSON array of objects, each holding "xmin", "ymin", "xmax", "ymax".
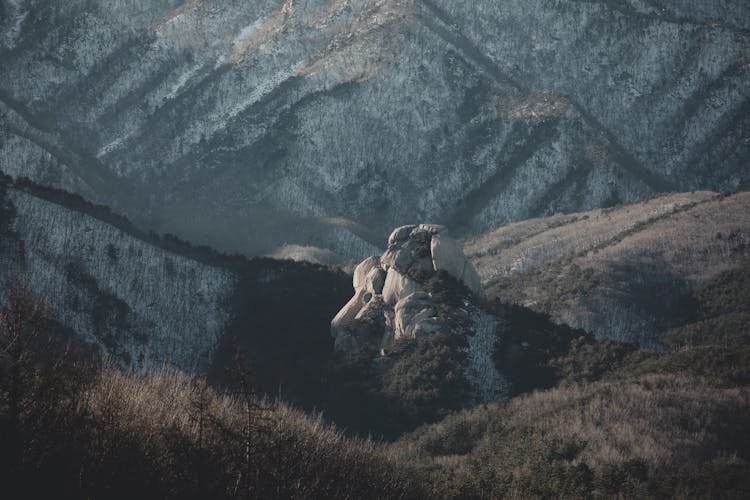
[
  {"xmin": 393, "ymin": 349, "xmax": 750, "ymax": 498},
  {"xmin": 0, "ymin": 280, "xmax": 428, "ymax": 499}
]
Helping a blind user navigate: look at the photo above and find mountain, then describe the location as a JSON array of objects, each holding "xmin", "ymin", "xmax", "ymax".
[
  {"xmin": 1, "ymin": 0, "xmax": 748, "ymax": 261},
  {"xmin": 325, "ymin": 223, "xmax": 601, "ymax": 437},
  {"xmin": 465, "ymin": 190, "xmax": 750, "ymax": 346},
  {"xmin": 2, "ymin": 187, "xmax": 749, "ymax": 497},
  {"xmin": 0, "ymin": 175, "xmax": 233, "ymax": 370},
  {"xmin": 0, "ymin": 175, "xmax": 352, "ymax": 406},
  {"xmin": 0, "ymin": 175, "xmax": 590, "ymax": 437}
]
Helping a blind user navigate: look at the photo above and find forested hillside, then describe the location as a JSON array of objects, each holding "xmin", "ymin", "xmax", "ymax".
[{"xmin": 2, "ymin": 0, "xmax": 748, "ymax": 260}]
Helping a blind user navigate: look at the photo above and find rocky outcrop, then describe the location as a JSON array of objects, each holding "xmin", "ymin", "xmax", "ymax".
[
  {"xmin": 331, "ymin": 256, "xmax": 389, "ymax": 350},
  {"xmin": 393, "ymin": 292, "xmax": 440, "ymax": 340},
  {"xmin": 431, "ymin": 234, "xmax": 482, "ymax": 296},
  {"xmin": 382, "ymin": 268, "xmax": 421, "ymax": 306},
  {"xmin": 331, "ymin": 223, "xmax": 506, "ymax": 402},
  {"xmin": 353, "ymin": 257, "xmax": 379, "ymax": 290},
  {"xmin": 332, "ymin": 224, "xmax": 484, "ymax": 350}
]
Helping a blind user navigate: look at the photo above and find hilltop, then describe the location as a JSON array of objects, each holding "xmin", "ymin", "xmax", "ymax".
[{"xmin": 466, "ymin": 191, "xmax": 750, "ymax": 345}]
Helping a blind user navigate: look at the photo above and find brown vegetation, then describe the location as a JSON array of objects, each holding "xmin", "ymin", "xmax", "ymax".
[
  {"xmin": 465, "ymin": 191, "xmax": 750, "ymax": 345},
  {"xmin": 3, "ymin": 269, "xmax": 749, "ymax": 498},
  {"xmin": 0, "ymin": 282, "xmax": 428, "ymax": 499},
  {"xmin": 664, "ymin": 261, "xmax": 750, "ymax": 349},
  {"xmin": 393, "ymin": 347, "xmax": 750, "ymax": 498}
]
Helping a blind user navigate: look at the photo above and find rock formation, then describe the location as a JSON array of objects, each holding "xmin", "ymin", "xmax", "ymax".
[
  {"xmin": 332, "ymin": 224, "xmax": 483, "ymax": 350},
  {"xmin": 331, "ymin": 224, "xmax": 506, "ymax": 402}
]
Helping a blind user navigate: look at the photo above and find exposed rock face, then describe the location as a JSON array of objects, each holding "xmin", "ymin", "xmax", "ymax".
[
  {"xmin": 331, "ymin": 290, "xmax": 366, "ymax": 345},
  {"xmin": 353, "ymin": 256, "xmax": 382, "ymax": 291},
  {"xmin": 394, "ymin": 292, "xmax": 438, "ymax": 340},
  {"xmin": 365, "ymin": 267, "xmax": 386, "ymax": 295},
  {"xmin": 331, "ymin": 255, "xmax": 389, "ymax": 350},
  {"xmin": 382, "ymin": 268, "xmax": 421, "ymax": 306},
  {"xmin": 431, "ymin": 234, "xmax": 482, "ymax": 295},
  {"xmin": 331, "ymin": 223, "xmax": 506, "ymax": 402},
  {"xmin": 332, "ymin": 223, "xmax": 484, "ymax": 351}
]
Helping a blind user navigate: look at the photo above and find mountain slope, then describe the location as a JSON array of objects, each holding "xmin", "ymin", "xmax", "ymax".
[
  {"xmin": 394, "ymin": 350, "xmax": 750, "ymax": 498},
  {"xmin": 465, "ymin": 191, "xmax": 750, "ymax": 345},
  {"xmin": 1, "ymin": 0, "xmax": 748, "ymax": 260},
  {"xmin": 0, "ymin": 176, "xmax": 233, "ymax": 370},
  {"xmin": 0, "ymin": 176, "xmax": 352, "ymax": 406}
]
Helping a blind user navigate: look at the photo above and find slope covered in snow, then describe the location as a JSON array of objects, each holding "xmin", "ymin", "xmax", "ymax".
[
  {"xmin": 1, "ymin": 0, "xmax": 748, "ymax": 260},
  {"xmin": 0, "ymin": 177, "xmax": 233, "ymax": 370},
  {"xmin": 0, "ymin": 176, "xmax": 352, "ymax": 405}
]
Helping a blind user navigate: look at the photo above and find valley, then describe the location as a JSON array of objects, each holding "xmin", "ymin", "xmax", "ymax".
[{"xmin": 1, "ymin": 1, "xmax": 749, "ymax": 497}]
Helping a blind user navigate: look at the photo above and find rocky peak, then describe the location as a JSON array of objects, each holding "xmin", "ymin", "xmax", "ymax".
[
  {"xmin": 2, "ymin": 1, "xmax": 748, "ymax": 263},
  {"xmin": 333, "ymin": 224, "xmax": 482, "ymax": 347},
  {"xmin": 331, "ymin": 223, "xmax": 507, "ymax": 402},
  {"xmin": 381, "ymin": 224, "xmax": 483, "ymax": 295}
]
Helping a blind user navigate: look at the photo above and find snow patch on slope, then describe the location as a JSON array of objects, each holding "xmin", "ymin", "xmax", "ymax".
[
  {"xmin": 466, "ymin": 311, "xmax": 508, "ymax": 403},
  {"xmin": 2, "ymin": 189, "xmax": 234, "ymax": 371},
  {"xmin": 1, "ymin": 0, "xmax": 28, "ymax": 50}
]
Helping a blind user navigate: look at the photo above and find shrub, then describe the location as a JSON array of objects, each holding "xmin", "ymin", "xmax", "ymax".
[
  {"xmin": 0, "ymin": 178, "xmax": 16, "ymax": 235},
  {"xmin": 551, "ymin": 336, "xmax": 640, "ymax": 385},
  {"xmin": 393, "ymin": 354, "xmax": 750, "ymax": 499},
  {"xmin": 491, "ymin": 302, "xmax": 589, "ymax": 393},
  {"xmin": 384, "ymin": 332, "xmax": 471, "ymax": 433},
  {"xmin": 0, "ymin": 282, "xmax": 431, "ymax": 499}
]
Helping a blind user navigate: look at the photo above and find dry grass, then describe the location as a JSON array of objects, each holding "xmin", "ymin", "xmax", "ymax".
[
  {"xmin": 501, "ymin": 373, "xmax": 749, "ymax": 469},
  {"xmin": 297, "ymin": 0, "xmax": 414, "ymax": 82},
  {"xmin": 393, "ymin": 353, "xmax": 750, "ymax": 498},
  {"xmin": 2, "ymin": 354, "xmax": 429, "ymax": 499},
  {"xmin": 228, "ymin": 1, "xmax": 293, "ymax": 63},
  {"xmin": 150, "ymin": 0, "xmax": 203, "ymax": 32},
  {"xmin": 83, "ymin": 364, "xmax": 236, "ymax": 448},
  {"xmin": 465, "ymin": 191, "xmax": 750, "ymax": 344},
  {"xmin": 400, "ymin": 370, "xmax": 750, "ymax": 469},
  {"xmin": 79, "ymin": 363, "xmax": 426, "ymax": 499},
  {"xmin": 465, "ymin": 191, "xmax": 723, "ymax": 284}
]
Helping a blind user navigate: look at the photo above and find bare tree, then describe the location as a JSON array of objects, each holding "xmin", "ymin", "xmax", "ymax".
[
  {"xmin": 0, "ymin": 279, "xmax": 52, "ymax": 473},
  {"xmin": 225, "ymin": 343, "xmax": 273, "ymax": 497}
]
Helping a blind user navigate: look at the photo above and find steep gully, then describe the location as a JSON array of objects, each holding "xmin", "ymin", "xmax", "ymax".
[{"xmin": 418, "ymin": 0, "xmax": 677, "ymax": 200}]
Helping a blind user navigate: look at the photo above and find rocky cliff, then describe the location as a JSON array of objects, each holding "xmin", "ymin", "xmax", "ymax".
[
  {"xmin": 331, "ymin": 224, "xmax": 507, "ymax": 404},
  {"xmin": 1, "ymin": 0, "xmax": 748, "ymax": 261}
]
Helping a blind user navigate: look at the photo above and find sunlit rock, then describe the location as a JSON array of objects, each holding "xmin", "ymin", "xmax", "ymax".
[
  {"xmin": 382, "ymin": 268, "xmax": 421, "ymax": 306},
  {"xmin": 431, "ymin": 234, "xmax": 483, "ymax": 297},
  {"xmin": 394, "ymin": 292, "xmax": 440, "ymax": 340},
  {"xmin": 353, "ymin": 256, "xmax": 380, "ymax": 291}
]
